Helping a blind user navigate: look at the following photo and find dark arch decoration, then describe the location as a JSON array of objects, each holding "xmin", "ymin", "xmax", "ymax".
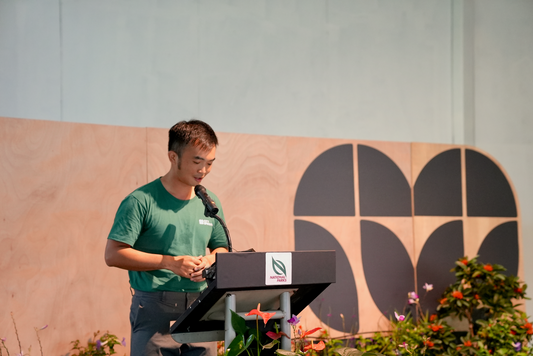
[
  {"xmin": 358, "ymin": 145, "xmax": 411, "ymax": 216},
  {"xmin": 414, "ymin": 149, "xmax": 462, "ymax": 216},
  {"xmin": 416, "ymin": 221, "xmax": 464, "ymax": 314},
  {"xmin": 294, "ymin": 144, "xmax": 355, "ymax": 216},
  {"xmin": 477, "ymin": 221, "xmax": 519, "ymax": 276},
  {"xmin": 294, "ymin": 219, "xmax": 359, "ymax": 333},
  {"xmin": 361, "ymin": 220, "xmax": 414, "ymax": 317},
  {"xmin": 465, "ymin": 149, "xmax": 517, "ymax": 217}
]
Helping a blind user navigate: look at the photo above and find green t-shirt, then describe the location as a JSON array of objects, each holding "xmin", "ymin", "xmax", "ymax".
[{"xmin": 107, "ymin": 178, "xmax": 228, "ymax": 292}]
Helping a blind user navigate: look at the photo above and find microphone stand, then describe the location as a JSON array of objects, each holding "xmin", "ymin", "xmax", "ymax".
[{"xmin": 201, "ymin": 206, "xmax": 232, "ymax": 281}]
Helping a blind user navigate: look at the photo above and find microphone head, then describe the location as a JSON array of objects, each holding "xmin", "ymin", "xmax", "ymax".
[{"xmin": 194, "ymin": 184, "xmax": 205, "ymax": 196}]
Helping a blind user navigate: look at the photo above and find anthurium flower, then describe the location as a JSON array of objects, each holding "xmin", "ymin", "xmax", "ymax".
[
  {"xmin": 245, "ymin": 303, "xmax": 276, "ymax": 326},
  {"xmin": 303, "ymin": 340, "xmax": 325, "ymax": 351},
  {"xmin": 266, "ymin": 331, "xmax": 290, "ymax": 340},
  {"xmin": 394, "ymin": 312, "xmax": 405, "ymax": 321},
  {"xmin": 423, "ymin": 283, "xmax": 433, "ymax": 291},
  {"xmin": 287, "ymin": 314, "xmax": 300, "ymax": 326},
  {"xmin": 301, "ymin": 327, "xmax": 321, "ymax": 338}
]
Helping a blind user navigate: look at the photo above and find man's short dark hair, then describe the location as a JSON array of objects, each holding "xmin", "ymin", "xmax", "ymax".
[{"xmin": 168, "ymin": 120, "xmax": 218, "ymax": 159}]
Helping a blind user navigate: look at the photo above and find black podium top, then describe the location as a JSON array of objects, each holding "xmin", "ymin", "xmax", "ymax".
[{"xmin": 170, "ymin": 250, "xmax": 335, "ymax": 334}]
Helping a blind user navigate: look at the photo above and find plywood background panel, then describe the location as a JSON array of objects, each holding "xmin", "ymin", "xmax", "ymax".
[
  {"xmin": 0, "ymin": 118, "xmax": 523, "ymax": 354},
  {"xmin": 1, "ymin": 118, "xmax": 147, "ymax": 355}
]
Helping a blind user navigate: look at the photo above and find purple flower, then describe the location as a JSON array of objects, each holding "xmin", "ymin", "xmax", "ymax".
[
  {"xmin": 394, "ymin": 312, "xmax": 405, "ymax": 321},
  {"xmin": 39, "ymin": 325, "xmax": 48, "ymax": 330},
  {"xmin": 1, "ymin": 337, "xmax": 6, "ymax": 342},
  {"xmin": 96, "ymin": 339, "xmax": 102, "ymax": 350},
  {"xmin": 513, "ymin": 342, "xmax": 522, "ymax": 352},
  {"xmin": 121, "ymin": 337, "xmax": 127, "ymax": 346},
  {"xmin": 287, "ymin": 314, "xmax": 300, "ymax": 326}
]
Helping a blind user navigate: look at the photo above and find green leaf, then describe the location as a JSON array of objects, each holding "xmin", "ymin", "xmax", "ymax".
[
  {"xmin": 275, "ymin": 349, "xmax": 300, "ymax": 356},
  {"xmin": 231, "ymin": 310, "xmax": 249, "ymax": 335},
  {"xmin": 226, "ymin": 334, "xmax": 247, "ymax": 356},
  {"xmin": 263, "ymin": 340, "xmax": 280, "ymax": 350},
  {"xmin": 334, "ymin": 347, "xmax": 386, "ymax": 356}
]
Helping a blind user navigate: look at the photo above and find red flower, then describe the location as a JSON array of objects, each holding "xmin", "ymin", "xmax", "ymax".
[
  {"xmin": 440, "ymin": 298, "xmax": 448, "ymax": 304},
  {"xmin": 484, "ymin": 264, "xmax": 493, "ymax": 272},
  {"xmin": 430, "ymin": 314, "xmax": 437, "ymax": 322},
  {"xmin": 452, "ymin": 291, "xmax": 463, "ymax": 299},
  {"xmin": 245, "ymin": 303, "xmax": 276, "ymax": 326},
  {"xmin": 461, "ymin": 259, "xmax": 469, "ymax": 265},
  {"xmin": 474, "ymin": 294, "xmax": 480, "ymax": 300},
  {"xmin": 515, "ymin": 288, "xmax": 523, "ymax": 293},
  {"xmin": 430, "ymin": 325, "xmax": 444, "ymax": 332},
  {"xmin": 266, "ymin": 331, "xmax": 290, "ymax": 340},
  {"xmin": 301, "ymin": 327, "xmax": 321, "ymax": 338},
  {"xmin": 528, "ymin": 329, "xmax": 533, "ymax": 335},
  {"xmin": 511, "ymin": 330, "xmax": 517, "ymax": 335},
  {"xmin": 464, "ymin": 340, "xmax": 472, "ymax": 347},
  {"xmin": 424, "ymin": 340, "xmax": 434, "ymax": 347},
  {"xmin": 304, "ymin": 341, "xmax": 325, "ymax": 351}
]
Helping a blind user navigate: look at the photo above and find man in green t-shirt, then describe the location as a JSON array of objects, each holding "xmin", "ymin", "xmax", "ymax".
[{"xmin": 105, "ymin": 120, "xmax": 228, "ymax": 356}]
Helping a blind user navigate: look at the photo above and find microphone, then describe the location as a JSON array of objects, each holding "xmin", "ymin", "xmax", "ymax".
[{"xmin": 194, "ymin": 185, "xmax": 219, "ymax": 217}]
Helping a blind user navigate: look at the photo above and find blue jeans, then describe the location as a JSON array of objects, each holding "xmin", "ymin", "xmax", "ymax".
[{"xmin": 129, "ymin": 289, "xmax": 215, "ymax": 356}]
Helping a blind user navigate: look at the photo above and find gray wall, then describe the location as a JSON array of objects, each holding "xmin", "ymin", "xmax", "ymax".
[{"xmin": 1, "ymin": 0, "xmax": 532, "ymax": 311}]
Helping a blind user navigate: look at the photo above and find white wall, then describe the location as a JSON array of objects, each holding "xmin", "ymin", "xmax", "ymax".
[{"xmin": 1, "ymin": 0, "xmax": 532, "ymax": 309}]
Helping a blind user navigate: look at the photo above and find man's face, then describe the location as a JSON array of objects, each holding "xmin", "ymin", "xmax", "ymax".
[{"xmin": 173, "ymin": 144, "xmax": 216, "ymax": 187}]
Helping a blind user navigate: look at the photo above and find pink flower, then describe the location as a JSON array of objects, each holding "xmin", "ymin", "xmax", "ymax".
[
  {"xmin": 394, "ymin": 312, "xmax": 405, "ymax": 321},
  {"xmin": 423, "ymin": 283, "xmax": 433, "ymax": 291}
]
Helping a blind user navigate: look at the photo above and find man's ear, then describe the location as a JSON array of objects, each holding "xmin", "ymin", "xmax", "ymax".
[{"xmin": 168, "ymin": 151, "xmax": 178, "ymax": 165}]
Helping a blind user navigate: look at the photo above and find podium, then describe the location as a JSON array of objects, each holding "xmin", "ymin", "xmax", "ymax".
[{"xmin": 170, "ymin": 250, "xmax": 335, "ymax": 351}]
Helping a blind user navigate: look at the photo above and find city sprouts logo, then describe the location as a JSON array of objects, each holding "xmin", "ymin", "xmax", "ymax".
[{"xmin": 265, "ymin": 252, "xmax": 292, "ymax": 285}]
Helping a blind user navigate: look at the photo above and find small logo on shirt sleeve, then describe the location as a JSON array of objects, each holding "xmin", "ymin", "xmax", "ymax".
[{"xmin": 199, "ymin": 219, "xmax": 213, "ymax": 226}]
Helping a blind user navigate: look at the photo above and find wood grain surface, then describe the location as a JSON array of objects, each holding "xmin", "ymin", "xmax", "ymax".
[{"xmin": 0, "ymin": 117, "xmax": 522, "ymax": 354}]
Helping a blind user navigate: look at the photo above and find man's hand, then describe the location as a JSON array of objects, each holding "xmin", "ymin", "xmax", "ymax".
[{"xmin": 163, "ymin": 255, "xmax": 204, "ymax": 279}]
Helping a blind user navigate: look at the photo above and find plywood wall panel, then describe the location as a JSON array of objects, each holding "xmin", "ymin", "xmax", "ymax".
[
  {"xmin": 0, "ymin": 118, "xmax": 523, "ymax": 354},
  {"xmin": 1, "ymin": 117, "xmax": 147, "ymax": 355}
]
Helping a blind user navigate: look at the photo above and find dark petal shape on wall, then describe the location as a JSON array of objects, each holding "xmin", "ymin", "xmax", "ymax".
[
  {"xmin": 295, "ymin": 219, "xmax": 359, "ymax": 333},
  {"xmin": 294, "ymin": 144, "xmax": 355, "ymax": 216},
  {"xmin": 361, "ymin": 220, "xmax": 414, "ymax": 318},
  {"xmin": 478, "ymin": 221, "xmax": 519, "ymax": 276},
  {"xmin": 416, "ymin": 221, "xmax": 464, "ymax": 314},
  {"xmin": 414, "ymin": 149, "xmax": 462, "ymax": 216},
  {"xmin": 466, "ymin": 149, "xmax": 517, "ymax": 217},
  {"xmin": 358, "ymin": 145, "xmax": 411, "ymax": 216}
]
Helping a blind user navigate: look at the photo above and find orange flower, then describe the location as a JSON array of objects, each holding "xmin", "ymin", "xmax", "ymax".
[
  {"xmin": 474, "ymin": 294, "xmax": 480, "ymax": 300},
  {"xmin": 464, "ymin": 340, "xmax": 472, "ymax": 347},
  {"xmin": 424, "ymin": 340, "xmax": 434, "ymax": 347},
  {"xmin": 430, "ymin": 314, "xmax": 437, "ymax": 322},
  {"xmin": 440, "ymin": 298, "xmax": 448, "ymax": 304},
  {"xmin": 452, "ymin": 291, "xmax": 463, "ymax": 299},
  {"xmin": 484, "ymin": 264, "xmax": 493, "ymax": 272},
  {"xmin": 461, "ymin": 259, "xmax": 468, "ymax": 265},
  {"xmin": 304, "ymin": 340, "xmax": 325, "ymax": 351},
  {"xmin": 245, "ymin": 303, "xmax": 276, "ymax": 326},
  {"xmin": 430, "ymin": 325, "xmax": 444, "ymax": 332}
]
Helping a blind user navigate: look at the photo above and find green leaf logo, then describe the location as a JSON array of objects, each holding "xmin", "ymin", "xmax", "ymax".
[{"xmin": 272, "ymin": 258, "xmax": 286, "ymax": 276}]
